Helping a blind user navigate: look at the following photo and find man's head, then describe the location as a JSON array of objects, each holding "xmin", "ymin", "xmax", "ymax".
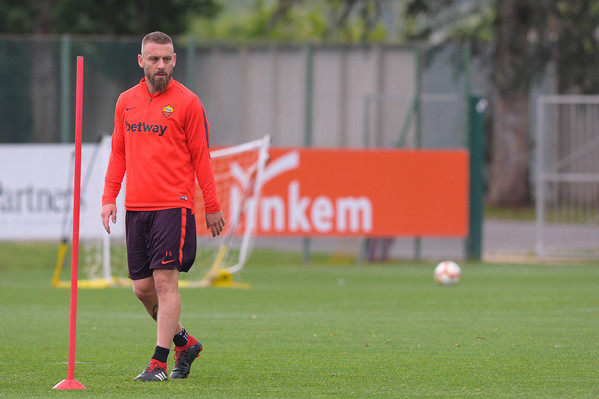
[{"xmin": 138, "ymin": 31, "xmax": 176, "ymax": 94}]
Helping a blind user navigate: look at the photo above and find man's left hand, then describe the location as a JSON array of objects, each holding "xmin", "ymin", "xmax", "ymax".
[{"xmin": 206, "ymin": 211, "xmax": 226, "ymax": 237}]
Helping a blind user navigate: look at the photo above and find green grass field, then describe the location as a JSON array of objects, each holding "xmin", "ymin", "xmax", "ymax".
[{"xmin": 1, "ymin": 242, "xmax": 598, "ymax": 398}]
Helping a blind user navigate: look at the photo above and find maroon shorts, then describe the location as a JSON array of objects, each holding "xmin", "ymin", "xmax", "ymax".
[{"xmin": 125, "ymin": 208, "xmax": 197, "ymax": 280}]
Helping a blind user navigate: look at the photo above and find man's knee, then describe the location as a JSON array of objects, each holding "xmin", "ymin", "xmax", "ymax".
[
  {"xmin": 133, "ymin": 277, "xmax": 156, "ymax": 302},
  {"xmin": 153, "ymin": 269, "xmax": 179, "ymax": 296}
]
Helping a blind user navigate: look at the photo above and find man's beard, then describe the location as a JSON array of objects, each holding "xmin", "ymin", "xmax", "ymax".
[{"xmin": 146, "ymin": 70, "xmax": 172, "ymax": 92}]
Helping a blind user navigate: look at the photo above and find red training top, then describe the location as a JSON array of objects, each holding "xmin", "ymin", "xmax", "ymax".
[{"xmin": 102, "ymin": 78, "xmax": 220, "ymax": 214}]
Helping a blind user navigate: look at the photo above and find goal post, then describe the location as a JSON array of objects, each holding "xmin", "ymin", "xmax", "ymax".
[
  {"xmin": 535, "ymin": 95, "xmax": 599, "ymax": 258},
  {"xmin": 52, "ymin": 135, "xmax": 271, "ymax": 288},
  {"xmin": 181, "ymin": 135, "xmax": 271, "ymax": 287}
]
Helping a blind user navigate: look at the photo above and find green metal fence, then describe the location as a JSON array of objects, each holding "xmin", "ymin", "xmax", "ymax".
[
  {"xmin": 0, "ymin": 35, "xmax": 482, "ymax": 261},
  {"xmin": 1, "ymin": 36, "xmax": 472, "ymax": 149},
  {"xmin": 0, "ymin": 36, "xmax": 142, "ymax": 144},
  {"xmin": 0, "ymin": 38, "xmax": 37, "ymax": 143}
]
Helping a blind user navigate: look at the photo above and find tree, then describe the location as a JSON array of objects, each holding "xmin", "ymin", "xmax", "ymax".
[
  {"xmin": 0, "ymin": 0, "xmax": 220, "ymax": 35},
  {"xmin": 487, "ymin": 1, "xmax": 542, "ymax": 206},
  {"xmin": 552, "ymin": 2, "xmax": 599, "ymax": 94},
  {"xmin": 190, "ymin": 0, "xmax": 388, "ymax": 42},
  {"xmin": 405, "ymin": 0, "xmax": 599, "ymax": 207}
]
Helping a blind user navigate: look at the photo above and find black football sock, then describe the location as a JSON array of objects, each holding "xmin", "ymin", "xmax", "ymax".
[
  {"xmin": 152, "ymin": 345, "xmax": 170, "ymax": 364},
  {"xmin": 173, "ymin": 327, "xmax": 189, "ymax": 347}
]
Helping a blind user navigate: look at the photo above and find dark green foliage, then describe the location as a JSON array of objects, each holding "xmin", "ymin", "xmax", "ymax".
[
  {"xmin": 0, "ymin": 0, "xmax": 221, "ymax": 35},
  {"xmin": 405, "ymin": 0, "xmax": 599, "ymax": 95}
]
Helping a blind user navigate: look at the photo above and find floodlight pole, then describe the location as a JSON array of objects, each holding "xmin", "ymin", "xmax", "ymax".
[{"xmin": 53, "ymin": 56, "xmax": 86, "ymax": 391}]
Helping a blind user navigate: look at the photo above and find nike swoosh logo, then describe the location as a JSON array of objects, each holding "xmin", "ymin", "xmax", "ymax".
[
  {"xmin": 161, "ymin": 259, "xmax": 175, "ymax": 265},
  {"xmin": 126, "ymin": 107, "xmax": 137, "ymax": 111}
]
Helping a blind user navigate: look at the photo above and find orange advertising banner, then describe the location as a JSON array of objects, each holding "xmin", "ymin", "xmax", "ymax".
[{"xmin": 253, "ymin": 148, "xmax": 469, "ymax": 237}]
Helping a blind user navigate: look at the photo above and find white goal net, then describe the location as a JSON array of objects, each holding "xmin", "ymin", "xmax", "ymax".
[{"xmin": 53, "ymin": 135, "xmax": 271, "ymax": 288}]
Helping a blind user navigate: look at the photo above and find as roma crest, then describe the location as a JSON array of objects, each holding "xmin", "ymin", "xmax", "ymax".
[{"xmin": 162, "ymin": 105, "xmax": 174, "ymax": 118}]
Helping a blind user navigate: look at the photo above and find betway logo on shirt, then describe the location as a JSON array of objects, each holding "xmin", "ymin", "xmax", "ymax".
[{"xmin": 126, "ymin": 121, "xmax": 167, "ymax": 136}]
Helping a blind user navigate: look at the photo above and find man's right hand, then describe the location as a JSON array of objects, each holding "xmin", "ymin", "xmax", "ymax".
[{"xmin": 101, "ymin": 203, "xmax": 117, "ymax": 234}]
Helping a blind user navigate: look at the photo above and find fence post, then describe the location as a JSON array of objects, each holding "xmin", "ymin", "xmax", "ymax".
[
  {"xmin": 302, "ymin": 42, "xmax": 314, "ymax": 265},
  {"xmin": 60, "ymin": 35, "xmax": 71, "ymax": 143},
  {"xmin": 304, "ymin": 42, "xmax": 314, "ymax": 147},
  {"xmin": 413, "ymin": 45, "xmax": 422, "ymax": 261},
  {"xmin": 186, "ymin": 36, "xmax": 196, "ymax": 91},
  {"xmin": 466, "ymin": 95, "xmax": 486, "ymax": 260}
]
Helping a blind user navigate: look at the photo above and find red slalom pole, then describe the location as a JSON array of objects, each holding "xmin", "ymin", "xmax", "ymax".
[{"xmin": 54, "ymin": 56, "xmax": 86, "ymax": 390}]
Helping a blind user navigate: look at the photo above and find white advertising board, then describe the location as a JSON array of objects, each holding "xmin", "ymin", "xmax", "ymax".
[{"xmin": 0, "ymin": 137, "xmax": 125, "ymax": 240}]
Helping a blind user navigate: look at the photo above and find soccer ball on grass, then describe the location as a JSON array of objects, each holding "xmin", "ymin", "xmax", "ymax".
[{"xmin": 434, "ymin": 260, "xmax": 461, "ymax": 286}]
